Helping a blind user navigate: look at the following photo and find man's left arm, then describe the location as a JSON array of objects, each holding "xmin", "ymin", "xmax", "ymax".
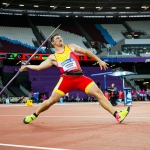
[{"xmin": 69, "ymin": 44, "xmax": 109, "ymax": 70}]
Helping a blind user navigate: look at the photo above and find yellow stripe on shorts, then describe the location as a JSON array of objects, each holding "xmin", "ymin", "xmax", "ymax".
[
  {"xmin": 85, "ymin": 82, "xmax": 95, "ymax": 94},
  {"xmin": 54, "ymin": 77, "xmax": 63, "ymax": 90},
  {"xmin": 53, "ymin": 77, "xmax": 65, "ymax": 96},
  {"xmin": 54, "ymin": 89, "xmax": 65, "ymax": 96}
]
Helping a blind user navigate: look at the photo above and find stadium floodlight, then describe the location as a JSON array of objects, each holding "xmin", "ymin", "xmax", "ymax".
[
  {"xmin": 111, "ymin": 7, "xmax": 116, "ymax": 9},
  {"xmin": 2, "ymin": 3, "xmax": 7, "ymax": 5}
]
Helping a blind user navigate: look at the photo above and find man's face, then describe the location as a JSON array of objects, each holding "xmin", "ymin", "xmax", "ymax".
[
  {"xmin": 52, "ymin": 35, "xmax": 63, "ymax": 47},
  {"xmin": 111, "ymin": 84, "xmax": 115, "ymax": 88}
]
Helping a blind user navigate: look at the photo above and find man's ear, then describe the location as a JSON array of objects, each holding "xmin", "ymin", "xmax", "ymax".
[{"xmin": 51, "ymin": 42, "xmax": 54, "ymax": 46}]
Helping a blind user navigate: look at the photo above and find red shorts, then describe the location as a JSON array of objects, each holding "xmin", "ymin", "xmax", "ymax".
[{"xmin": 53, "ymin": 74, "xmax": 95, "ymax": 96}]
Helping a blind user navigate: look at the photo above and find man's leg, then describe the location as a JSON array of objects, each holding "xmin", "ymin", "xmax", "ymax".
[
  {"xmin": 87, "ymin": 83, "xmax": 130, "ymax": 123},
  {"xmin": 88, "ymin": 84, "xmax": 116, "ymax": 115},
  {"xmin": 35, "ymin": 92, "xmax": 62, "ymax": 115},
  {"xmin": 111, "ymin": 97, "xmax": 117, "ymax": 106},
  {"xmin": 23, "ymin": 92, "xmax": 62, "ymax": 124}
]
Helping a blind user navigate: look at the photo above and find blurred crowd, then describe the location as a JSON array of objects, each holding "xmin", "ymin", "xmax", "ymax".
[
  {"xmin": 1, "ymin": 89, "xmax": 150, "ymax": 104},
  {"xmin": 131, "ymin": 89, "xmax": 150, "ymax": 101}
]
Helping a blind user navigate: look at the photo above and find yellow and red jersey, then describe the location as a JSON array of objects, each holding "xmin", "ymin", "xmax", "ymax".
[{"xmin": 54, "ymin": 45, "xmax": 82, "ymax": 73}]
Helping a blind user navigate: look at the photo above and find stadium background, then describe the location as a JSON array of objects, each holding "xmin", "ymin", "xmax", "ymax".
[
  {"xmin": 1, "ymin": 1, "xmax": 150, "ymax": 150},
  {"xmin": 0, "ymin": 0, "xmax": 150, "ymax": 99}
]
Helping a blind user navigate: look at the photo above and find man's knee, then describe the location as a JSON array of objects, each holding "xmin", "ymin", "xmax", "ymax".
[
  {"xmin": 47, "ymin": 94, "xmax": 62, "ymax": 104},
  {"xmin": 89, "ymin": 89, "xmax": 104, "ymax": 99}
]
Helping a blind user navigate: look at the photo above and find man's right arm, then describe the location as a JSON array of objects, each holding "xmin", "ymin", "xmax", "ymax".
[
  {"xmin": 107, "ymin": 88, "xmax": 114, "ymax": 92},
  {"xmin": 20, "ymin": 56, "xmax": 53, "ymax": 72}
]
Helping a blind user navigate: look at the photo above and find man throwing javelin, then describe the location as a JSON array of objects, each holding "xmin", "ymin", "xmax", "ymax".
[{"xmin": 20, "ymin": 34, "xmax": 130, "ymax": 124}]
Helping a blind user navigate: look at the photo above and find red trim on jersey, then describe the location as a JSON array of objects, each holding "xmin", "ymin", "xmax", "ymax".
[{"xmin": 69, "ymin": 51, "xmax": 82, "ymax": 72}]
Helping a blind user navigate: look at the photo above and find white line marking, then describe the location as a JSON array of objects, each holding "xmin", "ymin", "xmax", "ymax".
[
  {"xmin": 0, "ymin": 143, "xmax": 70, "ymax": 150},
  {"xmin": 0, "ymin": 114, "xmax": 150, "ymax": 119},
  {"xmin": 0, "ymin": 105, "xmax": 25, "ymax": 107},
  {"xmin": 0, "ymin": 101, "xmax": 150, "ymax": 108},
  {"xmin": 0, "ymin": 103, "xmax": 97, "ymax": 107}
]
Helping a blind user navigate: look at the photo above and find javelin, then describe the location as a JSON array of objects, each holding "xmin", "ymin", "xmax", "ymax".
[{"xmin": 0, "ymin": 24, "xmax": 61, "ymax": 95}]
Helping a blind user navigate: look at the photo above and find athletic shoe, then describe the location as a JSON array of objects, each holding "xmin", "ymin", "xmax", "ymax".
[
  {"xmin": 23, "ymin": 114, "xmax": 37, "ymax": 124},
  {"xmin": 116, "ymin": 106, "xmax": 130, "ymax": 123}
]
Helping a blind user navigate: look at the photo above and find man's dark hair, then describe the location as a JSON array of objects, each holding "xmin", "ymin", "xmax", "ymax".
[{"xmin": 50, "ymin": 34, "xmax": 60, "ymax": 42}]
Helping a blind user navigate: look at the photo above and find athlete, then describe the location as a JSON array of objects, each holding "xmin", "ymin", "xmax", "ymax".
[{"xmin": 20, "ymin": 34, "xmax": 130, "ymax": 124}]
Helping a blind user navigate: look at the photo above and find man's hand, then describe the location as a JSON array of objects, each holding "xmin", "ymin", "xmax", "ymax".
[
  {"xmin": 20, "ymin": 65, "xmax": 28, "ymax": 72},
  {"xmin": 99, "ymin": 61, "xmax": 109, "ymax": 70}
]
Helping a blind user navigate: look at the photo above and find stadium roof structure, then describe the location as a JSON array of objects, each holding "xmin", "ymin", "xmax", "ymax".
[{"xmin": 1, "ymin": 0, "xmax": 150, "ymax": 17}]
